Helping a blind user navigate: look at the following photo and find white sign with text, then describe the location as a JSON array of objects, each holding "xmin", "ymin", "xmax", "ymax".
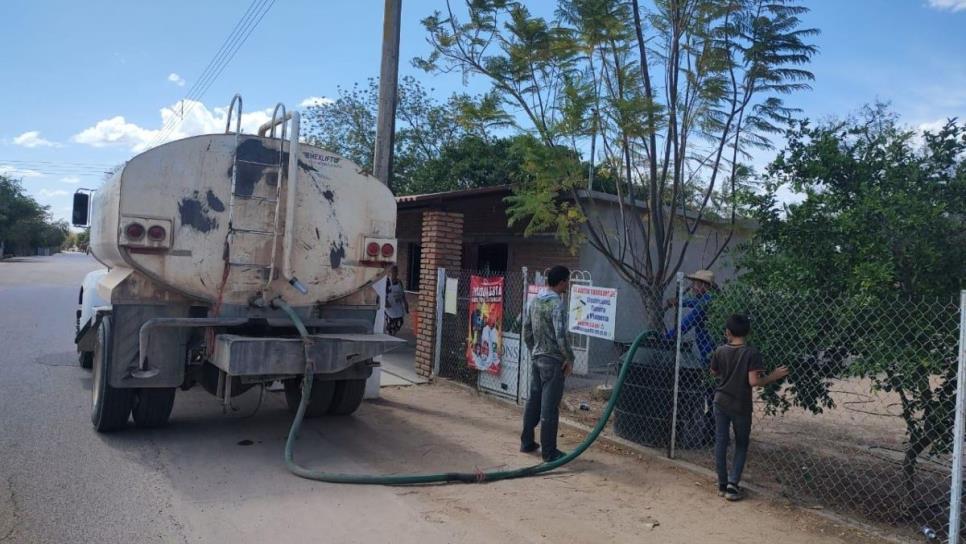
[{"xmin": 567, "ymin": 285, "xmax": 618, "ymax": 340}]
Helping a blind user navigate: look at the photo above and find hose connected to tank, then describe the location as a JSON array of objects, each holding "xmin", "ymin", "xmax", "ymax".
[{"xmin": 273, "ymin": 297, "xmax": 653, "ymax": 484}]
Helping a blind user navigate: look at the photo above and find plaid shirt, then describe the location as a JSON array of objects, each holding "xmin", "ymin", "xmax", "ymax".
[{"xmin": 523, "ymin": 290, "xmax": 575, "ymax": 363}]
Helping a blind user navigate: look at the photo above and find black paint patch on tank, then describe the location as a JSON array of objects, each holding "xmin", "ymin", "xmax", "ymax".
[
  {"xmin": 206, "ymin": 190, "xmax": 225, "ymax": 212},
  {"xmin": 178, "ymin": 196, "xmax": 219, "ymax": 233},
  {"xmin": 329, "ymin": 241, "xmax": 346, "ymax": 269},
  {"xmin": 264, "ymin": 171, "xmax": 279, "ymax": 187},
  {"xmin": 236, "ymin": 138, "xmax": 280, "ymax": 165},
  {"xmin": 322, "ymin": 189, "xmax": 334, "ymax": 203},
  {"xmin": 234, "ymin": 162, "xmax": 267, "ymax": 197},
  {"xmin": 298, "ymin": 160, "xmax": 317, "ymax": 172}
]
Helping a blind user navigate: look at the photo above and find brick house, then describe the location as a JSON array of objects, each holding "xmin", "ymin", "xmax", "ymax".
[{"xmin": 394, "ymin": 186, "xmax": 754, "ymax": 377}]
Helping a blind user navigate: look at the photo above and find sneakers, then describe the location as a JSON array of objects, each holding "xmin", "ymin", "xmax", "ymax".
[
  {"xmin": 724, "ymin": 483, "xmax": 742, "ymax": 501},
  {"xmin": 542, "ymin": 449, "xmax": 566, "ymax": 463},
  {"xmin": 717, "ymin": 484, "xmax": 727, "ymax": 498},
  {"xmin": 520, "ymin": 442, "xmax": 540, "ymax": 454}
]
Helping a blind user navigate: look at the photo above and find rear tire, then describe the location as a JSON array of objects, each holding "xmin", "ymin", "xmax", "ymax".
[
  {"xmin": 91, "ymin": 317, "xmax": 133, "ymax": 432},
  {"xmin": 328, "ymin": 379, "xmax": 366, "ymax": 416},
  {"xmin": 132, "ymin": 388, "xmax": 176, "ymax": 428},
  {"xmin": 79, "ymin": 351, "xmax": 93, "ymax": 370},
  {"xmin": 284, "ymin": 377, "xmax": 336, "ymax": 418}
]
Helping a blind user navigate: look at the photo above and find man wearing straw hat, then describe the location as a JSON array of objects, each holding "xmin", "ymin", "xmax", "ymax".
[{"xmin": 666, "ymin": 269, "xmax": 717, "ymax": 366}]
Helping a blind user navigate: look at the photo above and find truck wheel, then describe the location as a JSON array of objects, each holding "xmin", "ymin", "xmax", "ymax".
[
  {"xmin": 91, "ymin": 316, "xmax": 133, "ymax": 432},
  {"xmin": 328, "ymin": 379, "xmax": 366, "ymax": 416},
  {"xmin": 284, "ymin": 377, "xmax": 335, "ymax": 418},
  {"xmin": 79, "ymin": 351, "xmax": 93, "ymax": 370},
  {"xmin": 132, "ymin": 388, "xmax": 176, "ymax": 428}
]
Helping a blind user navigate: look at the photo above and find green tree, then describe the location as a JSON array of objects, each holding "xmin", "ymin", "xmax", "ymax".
[
  {"xmin": 0, "ymin": 175, "xmax": 69, "ymax": 255},
  {"xmin": 302, "ymin": 76, "xmax": 508, "ymax": 192},
  {"xmin": 418, "ymin": 0, "xmax": 817, "ymax": 326},
  {"xmin": 722, "ymin": 104, "xmax": 966, "ymax": 486},
  {"xmin": 399, "ymin": 135, "xmax": 529, "ymax": 195}
]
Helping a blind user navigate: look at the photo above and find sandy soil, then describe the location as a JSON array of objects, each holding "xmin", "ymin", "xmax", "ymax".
[{"xmin": 335, "ymin": 383, "xmax": 889, "ymax": 544}]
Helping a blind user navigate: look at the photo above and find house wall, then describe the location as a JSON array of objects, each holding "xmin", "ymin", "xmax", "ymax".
[{"xmin": 576, "ymin": 203, "xmax": 751, "ymax": 366}]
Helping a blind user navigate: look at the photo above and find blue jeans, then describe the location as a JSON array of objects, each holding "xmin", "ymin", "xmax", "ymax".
[
  {"xmin": 714, "ymin": 405, "xmax": 752, "ymax": 488},
  {"xmin": 521, "ymin": 356, "xmax": 566, "ymax": 459}
]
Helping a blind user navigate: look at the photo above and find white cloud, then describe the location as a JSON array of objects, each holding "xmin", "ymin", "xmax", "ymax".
[
  {"xmin": 927, "ymin": 0, "xmax": 966, "ymax": 12},
  {"xmin": 0, "ymin": 164, "xmax": 43, "ymax": 178},
  {"xmin": 60, "ymin": 176, "xmax": 81, "ymax": 184},
  {"xmin": 912, "ymin": 118, "xmax": 954, "ymax": 148},
  {"xmin": 12, "ymin": 130, "xmax": 60, "ymax": 148},
  {"xmin": 167, "ymin": 73, "xmax": 186, "ymax": 87},
  {"xmin": 72, "ymin": 99, "xmax": 285, "ymax": 152},
  {"xmin": 72, "ymin": 115, "xmax": 159, "ymax": 151},
  {"xmin": 38, "ymin": 189, "xmax": 70, "ymax": 197},
  {"xmin": 299, "ymin": 96, "xmax": 333, "ymax": 108}
]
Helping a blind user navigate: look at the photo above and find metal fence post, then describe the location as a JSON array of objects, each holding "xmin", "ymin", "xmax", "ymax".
[
  {"xmin": 669, "ymin": 272, "xmax": 685, "ymax": 459},
  {"xmin": 432, "ymin": 267, "xmax": 446, "ymax": 378},
  {"xmin": 949, "ymin": 290, "xmax": 966, "ymax": 544},
  {"xmin": 517, "ymin": 267, "xmax": 528, "ymax": 406}
]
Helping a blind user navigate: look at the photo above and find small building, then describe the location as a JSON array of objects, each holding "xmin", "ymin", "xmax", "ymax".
[{"xmin": 394, "ymin": 186, "xmax": 753, "ymax": 377}]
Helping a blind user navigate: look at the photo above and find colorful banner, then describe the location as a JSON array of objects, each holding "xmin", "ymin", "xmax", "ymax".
[
  {"xmin": 466, "ymin": 275, "xmax": 504, "ymax": 374},
  {"xmin": 568, "ymin": 285, "xmax": 618, "ymax": 340}
]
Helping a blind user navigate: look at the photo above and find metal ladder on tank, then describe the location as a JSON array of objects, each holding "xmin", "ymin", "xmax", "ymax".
[
  {"xmin": 223, "ymin": 96, "xmax": 288, "ymax": 291},
  {"xmin": 225, "ymin": 94, "xmax": 308, "ymax": 294}
]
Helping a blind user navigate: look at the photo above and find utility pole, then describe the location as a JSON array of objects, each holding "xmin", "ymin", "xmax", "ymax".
[{"xmin": 373, "ymin": 0, "xmax": 402, "ymax": 190}]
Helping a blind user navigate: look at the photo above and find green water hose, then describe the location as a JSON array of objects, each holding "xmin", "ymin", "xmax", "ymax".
[{"xmin": 274, "ymin": 298, "xmax": 653, "ymax": 484}]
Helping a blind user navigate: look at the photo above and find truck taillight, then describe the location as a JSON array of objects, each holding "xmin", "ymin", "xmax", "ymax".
[
  {"xmin": 126, "ymin": 223, "xmax": 145, "ymax": 240},
  {"xmin": 120, "ymin": 215, "xmax": 172, "ymax": 250},
  {"xmin": 361, "ymin": 237, "xmax": 396, "ymax": 265},
  {"xmin": 147, "ymin": 225, "xmax": 166, "ymax": 241}
]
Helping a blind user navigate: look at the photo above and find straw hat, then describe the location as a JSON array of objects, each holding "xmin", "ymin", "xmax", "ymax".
[{"xmin": 685, "ymin": 269, "xmax": 715, "ymax": 286}]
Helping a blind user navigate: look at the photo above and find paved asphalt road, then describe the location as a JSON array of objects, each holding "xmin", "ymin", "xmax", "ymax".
[{"xmin": 0, "ymin": 254, "xmax": 455, "ymax": 544}]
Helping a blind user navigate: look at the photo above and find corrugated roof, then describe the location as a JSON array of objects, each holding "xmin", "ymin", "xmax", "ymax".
[{"xmin": 395, "ymin": 185, "xmax": 511, "ymax": 205}]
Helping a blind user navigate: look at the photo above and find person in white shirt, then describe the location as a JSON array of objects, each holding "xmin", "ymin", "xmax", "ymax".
[{"xmin": 384, "ymin": 266, "xmax": 409, "ymax": 336}]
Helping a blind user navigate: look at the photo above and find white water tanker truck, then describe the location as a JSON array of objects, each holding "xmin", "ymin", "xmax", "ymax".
[{"xmin": 71, "ymin": 96, "xmax": 403, "ymax": 432}]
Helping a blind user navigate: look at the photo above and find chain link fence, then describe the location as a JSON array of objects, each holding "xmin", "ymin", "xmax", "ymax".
[
  {"xmin": 683, "ymin": 286, "xmax": 964, "ymax": 542},
  {"xmin": 432, "ymin": 267, "xmax": 966, "ymax": 541},
  {"xmin": 437, "ymin": 268, "xmax": 528, "ymax": 393}
]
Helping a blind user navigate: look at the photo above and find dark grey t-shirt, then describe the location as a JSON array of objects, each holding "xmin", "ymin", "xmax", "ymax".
[{"xmin": 710, "ymin": 344, "xmax": 764, "ymax": 417}]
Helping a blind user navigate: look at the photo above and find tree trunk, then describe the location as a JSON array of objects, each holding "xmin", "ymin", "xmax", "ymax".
[{"xmin": 639, "ymin": 286, "xmax": 665, "ymax": 333}]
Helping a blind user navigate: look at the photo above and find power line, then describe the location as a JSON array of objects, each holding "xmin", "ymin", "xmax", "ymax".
[
  {"xmin": 145, "ymin": 0, "xmax": 277, "ymax": 150},
  {"xmin": 145, "ymin": 0, "xmax": 265, "ymax": 148}
]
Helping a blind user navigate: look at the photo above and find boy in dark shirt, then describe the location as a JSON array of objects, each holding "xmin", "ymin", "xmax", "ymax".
[{"xmin": 709, "ymin": 314, "xmax": 789, "ymax": 501}]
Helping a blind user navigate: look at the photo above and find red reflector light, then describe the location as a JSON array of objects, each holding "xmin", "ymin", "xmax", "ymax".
[
  {"xmin": 147, "ymin": 225, "xmax": 166, "ymax": 241},
  {"xmin": 126, "ymin": 223, "xmax": 145, "ymax": 240},
  {"xmin": 381, "ymin": 243, "xmax": 394, "ymax": 258},
  {"xmin": 366, "ymin": 242, "xmax": 380, "ymax": 257}
]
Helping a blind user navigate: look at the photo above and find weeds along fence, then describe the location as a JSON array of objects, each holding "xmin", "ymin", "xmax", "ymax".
[{"xmin": 432, "ymin": 267, "xmax": 966, "ymax": 542}]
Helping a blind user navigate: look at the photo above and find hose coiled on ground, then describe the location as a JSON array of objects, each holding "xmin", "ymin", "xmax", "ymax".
[{"xmin": 274, "ymin": 298, "xmax": 651, "ymax": 484}]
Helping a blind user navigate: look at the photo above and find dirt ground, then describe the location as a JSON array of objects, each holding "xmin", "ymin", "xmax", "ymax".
[
  {"xmin": 331, "ymin": 382, "xmax": 890, "ymax": 544},
  {"xmin": 559, "ymin": 376, "xmax": 950, "ymax": 541}
]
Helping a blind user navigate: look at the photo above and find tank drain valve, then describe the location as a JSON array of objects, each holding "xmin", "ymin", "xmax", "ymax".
[{"xmin": 288, "ymin": 277, "xmax": 308, "ymax": 295}]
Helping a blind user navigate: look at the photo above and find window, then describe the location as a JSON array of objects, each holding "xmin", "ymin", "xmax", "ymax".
[{"xmin": 477, "ymin": 243, "xmax": 508, "ymax": 274}]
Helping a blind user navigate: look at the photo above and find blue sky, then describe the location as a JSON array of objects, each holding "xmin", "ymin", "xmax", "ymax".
[{"xmin": 2, "ymin": 0, "xmax": 965, "ymax": 221}]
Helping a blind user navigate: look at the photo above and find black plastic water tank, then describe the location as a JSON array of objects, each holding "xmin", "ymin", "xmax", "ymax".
[{"xmin": 613, "ymin": 340, "xmax": 712, "ymax": 449}]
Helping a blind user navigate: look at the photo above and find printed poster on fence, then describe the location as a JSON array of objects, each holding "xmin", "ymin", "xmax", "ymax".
[
  {"xmin": 568, "ymin": 285, "xmax": 618, "ymax": 340},
  {"xmin": 466, "ymin": 275, "xmax": 504, "ymax": 374}
]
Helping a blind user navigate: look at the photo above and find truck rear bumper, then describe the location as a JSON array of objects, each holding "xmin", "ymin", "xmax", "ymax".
[{"xmin": 210, "ymin": 333, "xmax": 405, "ymax": 377}]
